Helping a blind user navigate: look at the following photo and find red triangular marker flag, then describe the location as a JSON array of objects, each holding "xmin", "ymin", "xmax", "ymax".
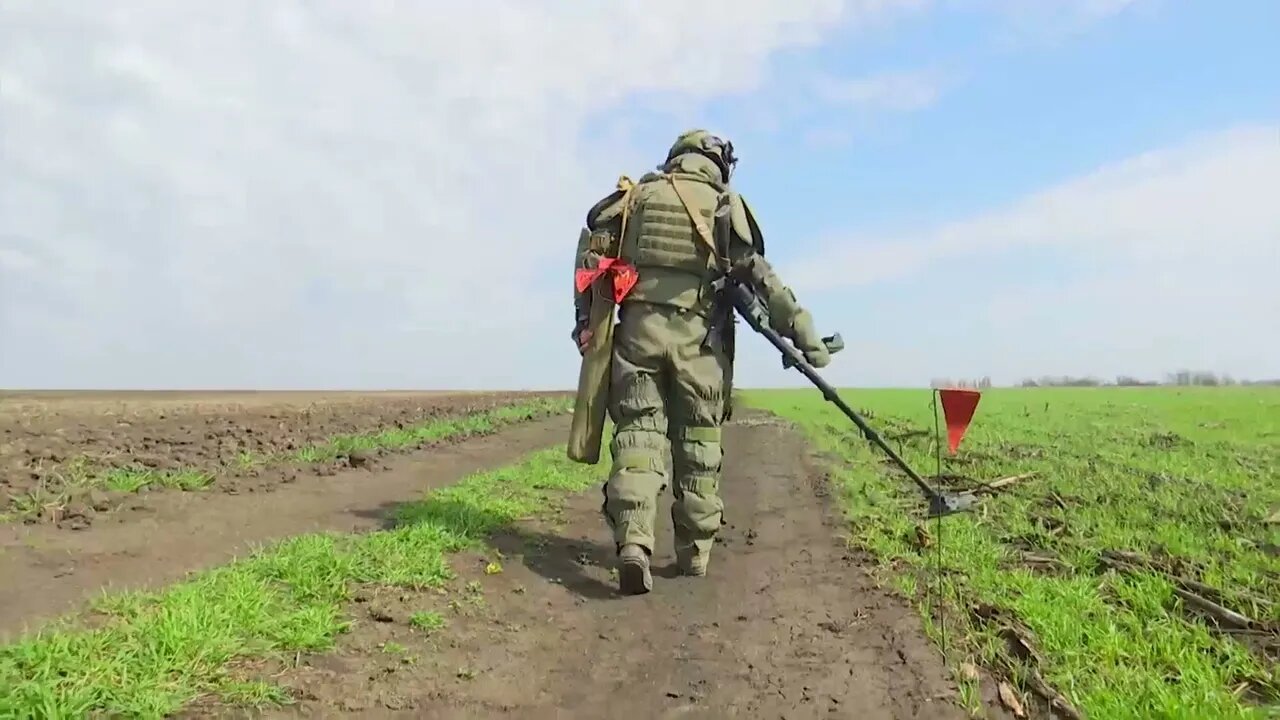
[{"xmin": 938, "ymin": 388, "xmax": 982, "ymax": 454}]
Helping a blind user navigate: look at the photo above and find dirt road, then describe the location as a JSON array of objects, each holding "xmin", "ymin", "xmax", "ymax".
[{"xmin": 259, "ymin": 413, "xmax": 981, "ymax": 719}]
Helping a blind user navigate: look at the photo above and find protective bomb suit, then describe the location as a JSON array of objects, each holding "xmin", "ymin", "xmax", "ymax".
[{"xmin": 571, "ymin": 130, "xmax": 830, "ymax": 595}]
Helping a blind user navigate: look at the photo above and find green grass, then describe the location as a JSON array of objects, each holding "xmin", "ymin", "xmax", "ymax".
[
  {"xmin": 408, "ymin": 610, "xmax": 447, "ymax": 634},
  {"xmin": 98, "ymin": 468, "xmax": 214, "ymax": 493},
  {"xmin": 0, "ymin": 445, "xmax": 601, "ymax": 718},
  {"xmin": 4, "ymin": 462, "xmax": 217, "ymax": 525},
  {"xmin": 746, "ymin": 386, "xmax": 1280, "ymax": 719},
  {"xmin": 5, "ymin": 396, "xmax": 570, "ymax": 522}
]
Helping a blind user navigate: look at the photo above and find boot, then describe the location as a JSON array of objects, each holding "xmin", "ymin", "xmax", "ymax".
[
  {"xmin": 675, "ymin": 543, "xmax": 709, "ymax": 577},
  {"xmin": 617, "ymin": 543, "xmax": 652, "ymax": 595}
]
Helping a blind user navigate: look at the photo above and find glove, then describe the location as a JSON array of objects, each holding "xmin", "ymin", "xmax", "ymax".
[
  {"xmin": 803, "ymin": 345, "xmax": 831, "ymax": 368},
  {"xmin": 790, "ymin": 311, "xmax": 831, "ymax": 368},
  {"xmin": 571, "ymin": 323, "xmax": 592, "ymax": 356}
]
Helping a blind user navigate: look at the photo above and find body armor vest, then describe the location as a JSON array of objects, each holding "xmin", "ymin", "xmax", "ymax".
[{"xmin": 618, "ymin": 169, "xmax": 723, "ymax": 313}]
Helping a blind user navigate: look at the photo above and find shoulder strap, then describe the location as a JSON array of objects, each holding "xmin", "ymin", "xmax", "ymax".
[
  {"xmin": 611, "ymin": 176, "xmax": 638, "ymax": 260},
  {"xmin": 664, "ymin": 175, "xmax": 727, "ymax": 272}
]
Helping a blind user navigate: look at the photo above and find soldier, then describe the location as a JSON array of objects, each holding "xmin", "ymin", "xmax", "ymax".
[{"xmin": 572, "ymin": 130, "xmax": 831, "ymax": 595}]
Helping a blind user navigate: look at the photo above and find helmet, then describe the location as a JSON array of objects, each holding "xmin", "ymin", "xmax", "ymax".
[{"xmin": 666, "ymin": 129, "xmax": 737, "ymax": 181}]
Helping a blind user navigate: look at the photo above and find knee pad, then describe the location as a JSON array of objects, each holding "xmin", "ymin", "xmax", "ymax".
[
  {"xmin": 672, "ymin": 474, "xmax": 722, "ymax": 525},
  {"xmin": 673, "ymin": 425, "xmax": 722, "ymax": 475}
]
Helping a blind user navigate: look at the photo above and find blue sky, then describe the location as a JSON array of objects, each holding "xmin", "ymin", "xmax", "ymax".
[
  {"xmin": 729, "ymin": 0, "xmax": 1279, "ymax": 231},
  {"xmin": 1, "ymin": 1, "xmax": 1277, "ymax": 389}
]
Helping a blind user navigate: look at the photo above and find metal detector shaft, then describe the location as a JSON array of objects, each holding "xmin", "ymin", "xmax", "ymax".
[{"xmin": 721, "ymin": 279, "xmax": 949, "ymax": 506}]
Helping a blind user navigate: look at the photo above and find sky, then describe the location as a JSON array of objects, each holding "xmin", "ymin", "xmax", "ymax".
[{"xmin": 1, "ymin": 0, "xmax": 1277, "ymax": 390}]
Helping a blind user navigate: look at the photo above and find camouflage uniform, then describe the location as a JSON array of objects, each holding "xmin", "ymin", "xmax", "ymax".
[{"xmin": 572, "ymin": 130, "xmax": 830, "ymax": 594}]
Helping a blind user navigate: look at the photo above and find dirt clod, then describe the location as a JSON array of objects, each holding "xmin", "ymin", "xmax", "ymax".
[
  {"xmin": 346, "ymin": 450, "xmax": 375, "ymax": 469},
  {"xmin": 998, "ymin": 681, "xmax": 1027, "ymax": 718}
]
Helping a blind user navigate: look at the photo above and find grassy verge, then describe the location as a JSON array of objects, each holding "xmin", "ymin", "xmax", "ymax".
[
  {"xmin": 4, "ymin": 396, "xmax": 570, "ymax": 523},
  {"xmin": 745, "ymin": 387, "xmax": 1279, "ymax": 720},
  {"xmin": 0, "ymin": 445, "xmax": 601, "ymax": 718}
]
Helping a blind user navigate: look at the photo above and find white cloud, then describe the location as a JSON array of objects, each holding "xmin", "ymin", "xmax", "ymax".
[
  {"xmin": 812, "ymin": 69, "xmax": 946, "ymax": 111},
  {"xmin": 787, "ymin": 125, "xmax": 1280, "ymax": 291},
  {"xmin": 1028, "ymin": 0, "xmax": 1143, "ymax": 22},
  {"xmin": 969, "ymin": 0, "xmax": 1145, "ymax": 35},
  {"xmin": 782, "ymin": 124, "xmax": 1280, "ymax": 383},
  {"xmin": 0, "ymin": 0, "xmax": 935, "ymax": 389}
]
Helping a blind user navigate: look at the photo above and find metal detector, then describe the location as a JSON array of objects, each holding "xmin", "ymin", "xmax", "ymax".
[{"xmin": 715, "ymin": 271, "xmax": 980, "ymax": 518}]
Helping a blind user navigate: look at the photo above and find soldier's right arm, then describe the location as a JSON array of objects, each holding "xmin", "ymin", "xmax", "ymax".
[
  {"xmin": 572, "ymin": 226, "xmax": 593, "ymax": 339},
  {"xmin": 724, "ymin": 194, "xmax": 831, "ymax": 368}
]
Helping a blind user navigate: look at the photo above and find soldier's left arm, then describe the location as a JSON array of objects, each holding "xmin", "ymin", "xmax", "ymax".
[{"xmin": 723, "ymin": 192, "xmax": 832, "ymax": 368}]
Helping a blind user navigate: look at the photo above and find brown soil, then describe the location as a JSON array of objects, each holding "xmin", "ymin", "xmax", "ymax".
[
  {"xmin": 222, "ymin": 413, "xmax": 1012, "ymax": 719},
  {"xmin": 0, "ymin": 390, "xmax": 562, "ymax": 528}
]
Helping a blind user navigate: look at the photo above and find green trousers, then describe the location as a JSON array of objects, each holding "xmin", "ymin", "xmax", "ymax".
[{"xmin": 602, "ymin": 301, "xmax": 730, "ymax": 562}]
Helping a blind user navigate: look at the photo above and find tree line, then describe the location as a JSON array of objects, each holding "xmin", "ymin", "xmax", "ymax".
[{"xmin": 927, "ymin": 372, "xmax": 1279, "ymax": 389}]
